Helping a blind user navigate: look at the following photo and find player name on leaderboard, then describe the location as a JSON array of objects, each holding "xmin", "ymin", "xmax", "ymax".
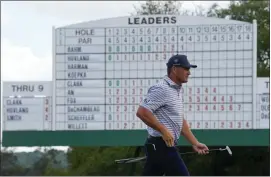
[
  {"xmin": 54, "ymin": 15, "xmax": 255, "ymax": 131},
  {"xmin": 3, "ymin": 97, "xmax": 51, "ymax": 130}
]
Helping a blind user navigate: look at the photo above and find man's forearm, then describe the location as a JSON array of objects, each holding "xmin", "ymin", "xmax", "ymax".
[
  {"xmin": 181, "ymin": 119, "xmax": 199, "ymax": 145},
  {"xmin": 136, "ymin": 106, "xmax": 167, "ymax": 134}
]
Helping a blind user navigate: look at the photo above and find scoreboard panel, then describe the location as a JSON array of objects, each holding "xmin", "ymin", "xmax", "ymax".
[
  {"xmin": 2, "ymin": 82, "xmax": 52, "ymax": 131},
  {"xmin": 256, "ymin": 78, "xmax": 270, "ymax": 129},
  {"xmin": 54, "ymin": 15, "xmax": 257, "ymax": 131}
]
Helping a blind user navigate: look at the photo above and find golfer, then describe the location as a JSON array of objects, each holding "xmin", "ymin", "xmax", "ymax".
[{"xmin": 136, "ymin": 54, "xmax": 209, "ymax": 176}]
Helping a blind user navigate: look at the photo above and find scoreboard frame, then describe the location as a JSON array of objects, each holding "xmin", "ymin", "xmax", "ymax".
[
  {"xmin": 1, "ymin": 15, "xmax": 270, "ymax": 147},
  {"xmin": 2, "ymin": 129, "xmax": 269, "ymax": 147}
]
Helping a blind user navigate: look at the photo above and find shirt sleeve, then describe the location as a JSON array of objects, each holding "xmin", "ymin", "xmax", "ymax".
[{"xmin": 139, "ymin": 85, "xmax": 166, "ymax": 113}]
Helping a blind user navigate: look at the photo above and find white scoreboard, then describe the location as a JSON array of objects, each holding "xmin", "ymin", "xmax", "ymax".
[
  {"xmin": 2, "ymin": 82, "xmax": 52, "ymax": 130},
  {"xmin": 256, "ymin": 78, "xmax": 270, "ymax": 129},
  {"xmin": 2, "ymin": 15, "xmax": 269, "ymax": 132},
  {"xmin": 52, "ymin": 15, "xmax": 261, "ymax": 131}
]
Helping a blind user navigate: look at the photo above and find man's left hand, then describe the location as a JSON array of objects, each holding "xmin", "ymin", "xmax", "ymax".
[{"xmin": 192, "ymin": 142, "xmax": 209, "ymax": 155}]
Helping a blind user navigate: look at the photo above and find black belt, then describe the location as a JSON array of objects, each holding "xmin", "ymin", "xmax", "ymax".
[{"xmin": 148, "ymin": 134, "xmax": 162, "ymax": 139}]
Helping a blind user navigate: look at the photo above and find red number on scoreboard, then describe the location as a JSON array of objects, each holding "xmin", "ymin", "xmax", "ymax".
[
  {"xmin": 229, "ymin": 122, "xmax": 233, "ymax": 128},
  {"xmin": 124, "ymin": 106, "xmax": 127, "ymax": 112},
  {"xmin": 205, "ymin": 88, "xmax": 208, "ymax": 93},
  {"xmin": 221, "ymin": 96, "xmax": 224, "ymax": 102},
  {"xmin": 140, "ymin": 88, "xmax": 143, "ymax": 95},
  {"xmin": 205, "ymin": 105, "xmax": 208, "ymax": 111},
  {"xmin": 221, "ymin": 122, "xmax": 225, "ymax": 128},
  {"xmin": 124, "ymin": 122, "xmax": 127, "ymax": 129},
  {"xmin": 189, "ymin": 105, "xmax": 192, "ymax": 111},
  {"xmin": 171, "ymin": 44, "xmax": 175, "ymax": 50},
  {"xmin": 139, "ymin": 54, "xmax": 143, "ymax": 60},
  {"xmin": 197, "ymin": 88, "xmax": 200, "ymax": 94},
  {"xmin": 140, "ymin": 80, "xmax": 143, "ymax": 86},
  {"xmin": 197, "ymin": 96, "xmax": 200, "ymax": 102},
  {"xmin": 221, "ymin": 105, "xmax": 224, "ymax": 111},
  {"xmin": 213, "ymin": 105, "xmax": 216, "ymax": 111},
  {"xmin": 163, "ymin": 44, "xmax": 167, "ymax": 51},
  {"xmin": 246, "ymin": 122, "xmax": 250, "ymax": 128},
  {"xmin": 229, "ymin": 105, "xmax": 233, "ymax": 111},
  {"xmin": 205, "ymin": 96, "xmax": 208, "ymax": 102},
  {"xmin": 124, "ymin": 97, "xmax": 127, "ymax": 104},
  {"xmin": 163, "ymin": 54, "xmax": 167, "ymax": 60},
  {"xmin": 229, "ymin": 96, "xmax": 233, "ymax": 102},
  {"xmin": 205, "ymin": 122, "xmax": 208, "ymax": 128},
  {"xmin": 213, "ymin": 96, "xmax": 216, "ymax": 102},
  {"xmin": 197, "ymin": 105, "xmax": 200, "ymax": 111},
  {"xmin": 213, "ymin": 88, "xmax": 216, "ymax": 93},
  {"xmin": 148, "ymin": 54, "xmax": 151, "ymax": 60},
  {"xmin": 189, "ymin": 96, "xmax": 192, "ymax": 102},
  {"xmin": 189, "ymin": 88, "xmax": 192, "ymax": 94},
  {"xmin": 197, "ymin": 122, "xmax": 200, "ymax": 128},
  {"xmin": 238, "ymin": 122, "xmax": 241, "ymax": 128}
]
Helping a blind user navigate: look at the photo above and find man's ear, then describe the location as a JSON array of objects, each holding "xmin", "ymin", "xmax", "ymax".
[
  {"xmin": 174, "ymin": 67, "xmax": 179, "ymax": 75},
  {"xmin": 172, "ymin": 66, "xmax": 176, "ymax": 74}
]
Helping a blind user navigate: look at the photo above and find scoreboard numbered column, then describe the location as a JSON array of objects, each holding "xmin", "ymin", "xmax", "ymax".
[
  {"xmin": 105, "ymin": 27, "xmax": 178, "ymax": 130},
  {"xmin": 43, "ymin": 96, "xmax": 52, "ymax": 130},
  {"xmin": 181, "ymin": 24, "xmax": 253, "ymax": 130}
]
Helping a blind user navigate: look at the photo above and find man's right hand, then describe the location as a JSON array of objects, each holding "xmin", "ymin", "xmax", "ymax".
[{"xmin": 161, "ymin": 129, "xmax": 175, "ymax": 147}]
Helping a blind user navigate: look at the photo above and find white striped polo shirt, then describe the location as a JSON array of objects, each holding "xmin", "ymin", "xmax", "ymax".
[{"xmin": 140, "ymin": 75, "xmax": 184, "ymax": 141}]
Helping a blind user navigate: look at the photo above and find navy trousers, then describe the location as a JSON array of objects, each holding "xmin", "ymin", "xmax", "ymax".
[{"xmin": 142, "ymin": 136, "xmax": 190, "ymax": 176}]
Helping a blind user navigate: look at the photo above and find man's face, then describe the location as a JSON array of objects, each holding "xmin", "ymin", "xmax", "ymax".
[{"xmin": 173, "ymin": 66, "xmax": 191, "ymax": 83}]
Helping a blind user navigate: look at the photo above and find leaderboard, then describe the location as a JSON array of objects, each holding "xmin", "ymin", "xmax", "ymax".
[
  {"xmin": 2, "ymin": 82, "xmax": 52, "ymax": 131},
  {"xmin": 54, "ymin": 15, "xmax": 258, "ymax": 131}
]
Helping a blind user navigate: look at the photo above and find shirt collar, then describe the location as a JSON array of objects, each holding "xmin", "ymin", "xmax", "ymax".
[{"xmin": 163, "ymin": 75, "xmax": 182, "ymax": 89}]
